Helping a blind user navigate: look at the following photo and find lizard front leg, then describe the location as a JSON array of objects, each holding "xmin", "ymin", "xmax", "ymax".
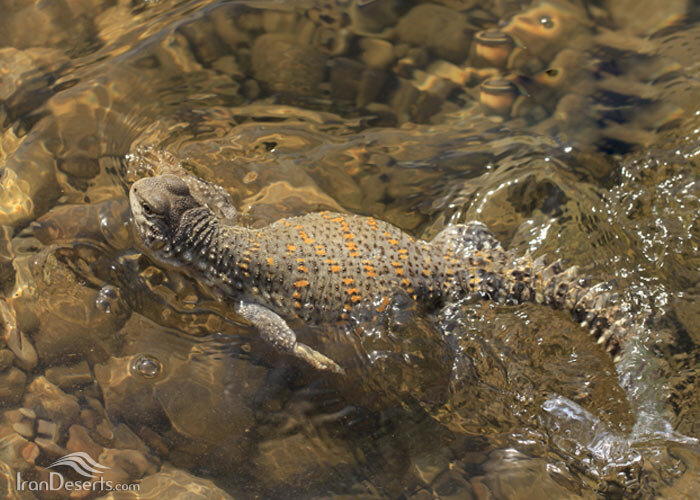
[{"xmin": 235, "ymin": 302, "xmax": 345, "ymax": 375}]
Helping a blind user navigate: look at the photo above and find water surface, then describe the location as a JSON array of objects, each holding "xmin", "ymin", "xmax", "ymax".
[{"xmin": 1, "ymin": 0, "xmax": 699, "ymax": 498}]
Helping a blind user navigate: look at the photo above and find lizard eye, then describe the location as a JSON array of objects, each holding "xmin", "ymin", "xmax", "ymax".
[
  {"xmin": 141, "ymin": 202, "xmax": 153, "ymax": 215},
  {"xmin": 539, "ymin": 15, "xmax": 554, "ymax": 29}
]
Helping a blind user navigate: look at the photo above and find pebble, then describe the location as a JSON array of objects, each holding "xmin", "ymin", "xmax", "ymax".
[
  {"xmin": 58, "ymin": 156, "xmax": 100, "ymax": 178},
  {"xmin": 11, "ymin": 421, "xmax": 34, "ymax": 439},
  {"xmin": 67, "ymin": 424, "xmax": 105, "ymax": 460},
  {"xmin": 673, "ymin": 294, "xmax": 700, "ymax": 344},
  {"xmin": 330, "ymin": 57, "xmax": 366, "ymax": 101},
  {"xmin": 349, "ymin": 0, "xmax": 399, "ymax": 34},
  {"xmin": 234, "ymin": 5, "xmax": 264, "ymax": 32},
  {"xmin": 252, "ymin": 34, "xmax": 328, "ymax": 96},
  {"xmin": 98, "ymin": 448, "xmax": 157, "ymax": 485},
  {"xmin": 359, "ymin": 37, "xmax": 395, "ymax": 68},
  {"xmin": 262, "ymin": 9, "xmax": 298, "ymax": 34},
  {"xmin": 212, "ymin": 55, "xmax": 244, "ymax": 79},
  {"xmin": 34, "ymin": 436, "xmax": 66, "ymax": 458},
  {"xmin": 313, "ymin": 26, "xmax": 350, "ymax": 56},
  {"xmin": 96, "ymin": 464, "xmax": 234, "ymax": 500},
  {"xmin": 113, "ymin": 423, "xmax": 150, "ymax": 456},
  {"xmin": 96, "ymin": 418, "xmax": 115, "ymax": 441},
  {"xmin": 36, "ymin": 419, "xmax": 59, "ymax": 442},
  {"xmin": 0, "ymin": 425, "xmax": 32, "ymax": 471},
  {"xmin": 396, "ymin": 4, "xmax": 471, "ymax": 63},
  {"xmin": 178, "ymin": 16, "xmax": 228, "ymax": 66},
  {"xmin": 21, "ymin": 441, "xmax": 39, "ymax": 465},
  {"xmin": 0, "ymin": 298, "xmax": 38, "ymax": 371},
  {"xmin": 0, "ymin": 349, "xmax": 15, "ymax": 371},
  {"xmin": 254, "ymin": 433, "xmax": 355, "ymax": 485},
  {"xmin": 209, "ymin": 4, "xmax": 253, "ymax": 49},
  {"xmin": 22, "ymin": 376, "xmax": 80, "ymax": 426},
  {"xmin": 242, "ymin": 78, "xmax": 260, "ymax": 100},
  {"xmin": 19, "ymin": 408, "xmax": 36, "ymax": 420},
  {"xmin": 0, "ymin": 368, "xmax": 27, "ymax": 406},
  {"xmin": 45, "ymin": 360, "xmax": 93, "ymax": 390},
  {"xmin": 603, "ymin": 0, "xmax": 689, "ymax": 36},
  {"xmin": 0, "ymin": 133, "xmax": 61, "ymax": 227},
  {"xmin": 80, "ymin": 408, "xmax": 98, "ymax": 430}
]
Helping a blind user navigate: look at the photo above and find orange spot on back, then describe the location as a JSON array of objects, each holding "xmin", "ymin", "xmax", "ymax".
[
  {"xmin": 422, "ymin": 269, "xmax": 431, "ymax": 277},
  {"xmin": 342, "ymin": 233, "xmax": 355, "ymax": 239},
  {"xmin": 342, "ymin": 278, "xmax": 355, "ymax": 285},
  {"xmin": 401, "ymin": 278, "xmax": 411, "ymax": 286},
  {"xmin": 376, "ymin": 297, "xmax": 390, "ymax": 312},
  {"xmin": 345, "ymin": 288, "xmax": 359, "ymax": 295},
  {"xmin": 350, "ymin": 295, "xmax": 362, "ymax": 303},
  {"xmin": 293, "ymin": 291, "xmax": 301, "ymax": 299},
  {"xmin": 294, "ymin": 280, "xmax": 310, "ymax": 288},
  {"xmin": 349, "ymin": 252, "xmax": 360, "ymax": 257},
  {"xmin": 287, "ymin": 244, "xmax": 297, "ymax": 252},
  {"xmin": 294, "ymin": 301, "xmax": 302, "ymax": 308},
  {"xmin": 330, "ymin": 265, "xmax": 341, "ymax": 273},
  {"xmin": 331, "ymin": 216, "xmax": 345, "ymax": 223},
  {"xmin": 297, "ymin": 265, "xmax": 308, "ymax": 273},
  {"xmin": 266, "ymin": 257, "xmax": 275, "ymax": 266},
  {"xmin": 387, "ymin": 239, "xmax": 399, "ymax": 245}
]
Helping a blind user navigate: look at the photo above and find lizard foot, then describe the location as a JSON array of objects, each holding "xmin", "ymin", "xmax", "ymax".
[{"xmin": 294, "ymin": 342, "xmax": 345, "ymax": 375}]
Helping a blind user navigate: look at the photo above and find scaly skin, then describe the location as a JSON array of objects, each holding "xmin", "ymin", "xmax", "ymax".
[{"xmin": 129, "ymin": 174, "xmax": 631, "ymax": 373}]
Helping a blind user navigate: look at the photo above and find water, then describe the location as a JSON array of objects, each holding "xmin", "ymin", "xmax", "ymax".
[{"xmin": 1, "ymin": 0, "xmax": 699, "ymax": 498}]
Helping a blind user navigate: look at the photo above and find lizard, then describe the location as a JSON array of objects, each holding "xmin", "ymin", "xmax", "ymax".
[{"xmin": 129, "ymin": 174, "xmax": 633, "ymax": 375}]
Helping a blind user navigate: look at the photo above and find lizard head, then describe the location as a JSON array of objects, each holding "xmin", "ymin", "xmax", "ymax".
[{"xmin": 129, "ymin": 175, "xmax": 201, "ymax": 254}]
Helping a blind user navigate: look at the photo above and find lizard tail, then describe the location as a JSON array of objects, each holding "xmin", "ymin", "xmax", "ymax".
[
  {"xmin": 525, "ymin": 255, "xmax": 632, "ymax": 362},
  {"xmin": 464, "ymin": 251, "xmax": 632, "ymax": 362}
]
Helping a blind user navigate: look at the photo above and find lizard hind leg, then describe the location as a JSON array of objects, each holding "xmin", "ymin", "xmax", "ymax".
[
  {"xmin": 235, "ymin": 301, "xmax": 345, "ymax": 375},
  {"xmin": 430, "ymin": 221, "xmax": 504, "ymax": 256}
]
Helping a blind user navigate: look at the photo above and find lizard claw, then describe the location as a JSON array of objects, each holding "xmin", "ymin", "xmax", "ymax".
[{"xmin": 294, "ymin": 343, "xmax": 345, "ymax": 375}]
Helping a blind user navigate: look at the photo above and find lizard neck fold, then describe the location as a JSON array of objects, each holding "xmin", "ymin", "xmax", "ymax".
[{"xmin": 165, "ymin": 207, "xmax": 248, "ymax": 294}]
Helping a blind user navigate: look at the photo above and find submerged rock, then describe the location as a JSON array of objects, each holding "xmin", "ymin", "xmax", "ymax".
[
  {"xmin": 22, "ymin": 376, "xmax": 80, "ymax": 432},
  {"xmin": 0, "ymin": 368, "xmax": 27, "ymax": 407},
  {"xmin": 396, "ymin": 4, "xmax": 472, "ymax": 63},
  {"xmin": 252, "ymin": 34, "xmax": 328, "ymax": 97},
  {"xmin": 94, "ymin": 313, "xmax": 269, "ymax": 471},
  {"xmin": 11, "ymin": 248, "xmax": 128, "ymax": 366},
  {"xmin": 96, "ymin": 464, "xmax": 233, "ymax": 500}
]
